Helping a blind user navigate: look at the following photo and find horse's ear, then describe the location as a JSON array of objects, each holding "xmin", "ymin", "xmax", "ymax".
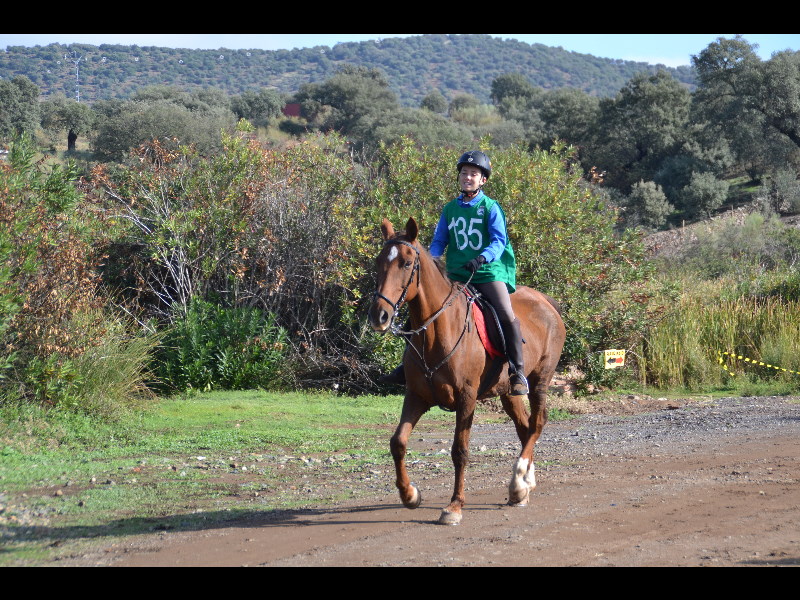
[
  {"xmin": 381, "ymin": 218, "xmax": 394, "ymax": 241},
  {"xmin": 405, "ymin": 217, "xmax": 418, "ymax": 242}
]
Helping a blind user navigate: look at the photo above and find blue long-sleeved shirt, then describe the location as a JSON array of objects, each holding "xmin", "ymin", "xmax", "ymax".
[{"xmin": 429, "ymin": 191, "xmax": 508, "ymax": 263}]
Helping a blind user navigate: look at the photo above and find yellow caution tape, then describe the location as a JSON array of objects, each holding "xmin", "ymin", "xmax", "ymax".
[{"xmin": 718, "ymin": 351, "xmax": 800, "ymax": 377}]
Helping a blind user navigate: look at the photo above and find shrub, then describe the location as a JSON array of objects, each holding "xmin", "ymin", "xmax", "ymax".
[
  {"xmin": 0, "ymin": 134, "xmax": 158, "ymax": 417},
  {"xmin": 95, "ymin": 133, "xmax": 658, "ymax": 389},
  {"xmin": 658, "ymin": 212, "xmax": 800, "ymax": 281},
  {"xmin": 155, "ymin": 297, "xmax": 289, "ymax": 393},
  {"xmin": 339, "ymin": 138, "xmax": 659, "ymax": 379},
  {"xmin": 488, "ymin": 143, "xmax": 658, "ymax": 372},
  {"xmin": 626, "ymin": 180, "xmax": 674, "ymax": 229},
  {"xmin": 680, "ymin": 171, "xmax": 729, "ymax": 218},
  {"xmin": 756, "ymin": 168, "xmax": 800, "ymax": 215}
]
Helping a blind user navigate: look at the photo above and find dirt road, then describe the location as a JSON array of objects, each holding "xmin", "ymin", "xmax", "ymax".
[{"xmin": 99, "ymin": 396, "xmax": 799, "ymax": 566}]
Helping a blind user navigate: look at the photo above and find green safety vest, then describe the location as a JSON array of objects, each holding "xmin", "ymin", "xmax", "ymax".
[{"xmin": 441, "ymin": 195, "xmax": 516, "ymax": 293}]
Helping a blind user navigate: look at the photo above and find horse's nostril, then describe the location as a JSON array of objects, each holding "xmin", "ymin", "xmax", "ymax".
[{"xmin": 368, "ymin": 304, "xmax": 392, "ymax": 331}]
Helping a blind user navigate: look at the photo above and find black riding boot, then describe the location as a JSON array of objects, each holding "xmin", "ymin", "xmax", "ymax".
[
  {"xmin": 378, "ymin": 363, "xmax": 406, "ymax": 386},
  {"xmin": 378, "ymin": 319, "xmax": 410, "ymax": 387},
  {"xmin": 503, "ymin": 318, "xmax": 529, "ymax": 396}
]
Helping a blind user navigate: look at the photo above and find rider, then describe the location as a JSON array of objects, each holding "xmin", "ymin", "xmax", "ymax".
[{"xmin": 380, "ymin": 150, "xmax": 529, "ymax": 396}]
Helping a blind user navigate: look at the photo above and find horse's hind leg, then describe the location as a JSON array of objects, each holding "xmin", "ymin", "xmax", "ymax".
[
  {"xmin": 390, "ymin": 395, "xmax": 428, "ymax": 509},
  {"xmin": 504, "ymin": 377, "xmax": 548, "ymax": 506},
  {"xmin": 501, "ymin": 392, "xmax": 534, "ymax": 506}
]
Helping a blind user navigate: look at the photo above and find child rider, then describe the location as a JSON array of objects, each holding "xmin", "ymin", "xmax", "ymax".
[{"xmin": 380, "ymin": 150, "xmax": 529, "ymax": 396}]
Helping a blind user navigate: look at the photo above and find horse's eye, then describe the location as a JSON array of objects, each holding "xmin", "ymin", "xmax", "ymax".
[{"xmin": 404, "ymin": 260, "xmax": 413, "ymax": 269}]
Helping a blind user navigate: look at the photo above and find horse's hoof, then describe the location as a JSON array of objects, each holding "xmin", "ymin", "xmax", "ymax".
[
  {"xmin": 507, "ymin": 487, "xmax": 530, "ymax": 506},
  {"xmin": 438, "ymin": 509, "xmax": 462, "ymax": 525},
  {"xmin": 402, "ymin": 483, "xmax": 421, "ymax": 509}
]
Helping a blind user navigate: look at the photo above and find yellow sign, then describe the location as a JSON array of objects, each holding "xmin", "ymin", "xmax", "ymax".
[{"xmin": 604, "ymin": 349, "xmax": 626, "ymax": 369}]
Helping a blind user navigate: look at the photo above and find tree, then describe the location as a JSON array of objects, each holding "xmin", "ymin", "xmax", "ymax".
[
  {"xmin": 448, "ymin": 93, "xmax": 480, "ymax": 115},
  {"xmin": 293, "ymin": 64, "xmax": 399, "ymax": 136},
  {"xmin": 0, "ymin": 76, "xmax": 40, "ymax": 142},
  {"xmin": 584, "ymin": 71, "xmax": 691, "ymax": 194},
  {"xmin": 536, "ymin": 87, "xmax": 600, "ymax": 151},
  {"xmin": 692, "ymin": 36, "xmax": 800, "ymax": 176},
  {"xmin": 355, "ymin": 107, "xmax": 473, "ymax": 150},
  {"xmin": 753, "ymin": 50, "xmax": 800, "ymax": 150},
  {"xmin": 681, "ymin": 171, "xmax": 729, "ymax": 218},
  {"xmin": 230, "ymin": 88, "xmax": 284, "ymax": 128},
  {"xmin": 692, "ymin": 35, "xmax": 760, "ymax": 94},
  {"xmin": 495, "ymin": 94, "xmax": 546, "ymax": 147},
  {"xmin": 626, "ymin": 180, "xmax": 673, "ymax": 229},
  {"xmin": 756, "ymin": 168, "xmax": 800, "ymax": 215},
  {"xmin": 477, "ymin": 119, "xmax": 527, "ymax": 148},
  {"xmin": 93, "ymin": 102, "xmax": 235, "ymax": 162},
  {"xmin": 91, "ymin": 88, "xmax": 237, "ymax": 162},
  {"xmin": 490, "ymin": 73, "xmax": 536, "ymax": 104},
  {"xmin": 40, "ymin": 93, "xmax": 96, "ymax": 151},
  {"xmin": 420, "ymin": 89, "xmax": 448, "ymax": 114}
]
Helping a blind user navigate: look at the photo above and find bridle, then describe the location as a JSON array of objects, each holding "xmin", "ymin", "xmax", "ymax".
[
  {"xmin": 372, "ymin": 239, "xmax": 421, "ymax": 333},
  {"xmin": 372, "ymin": 237, "xmax": 476, "ymax": 381}
]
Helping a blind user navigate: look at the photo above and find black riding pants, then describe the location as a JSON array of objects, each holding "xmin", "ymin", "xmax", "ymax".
[{"xmin": 473, "ymin": 281, "xmax": 516, "ymax": 326}]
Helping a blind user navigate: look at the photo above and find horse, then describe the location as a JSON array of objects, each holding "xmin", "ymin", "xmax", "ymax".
[{"xmin": 368, "ymin": 217, "xmax": 567, "ymax": 525}]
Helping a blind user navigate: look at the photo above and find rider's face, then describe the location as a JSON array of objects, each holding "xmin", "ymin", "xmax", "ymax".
[{"xmin": 459, "ymin": 165, "xmax": 486, "ymax": 193}]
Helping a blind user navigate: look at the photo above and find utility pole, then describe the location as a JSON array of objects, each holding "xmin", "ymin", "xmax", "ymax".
[{"xmin": 65, "ymin": 50, "xmax": 83, "ymax": 102}]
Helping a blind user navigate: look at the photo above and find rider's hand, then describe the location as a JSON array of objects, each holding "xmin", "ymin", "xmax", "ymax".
[{"xmin": 466, "ymin": 255, "xmax": 486, "ymax": 273}]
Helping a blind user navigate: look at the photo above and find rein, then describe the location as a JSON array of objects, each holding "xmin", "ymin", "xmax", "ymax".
[{"xmin": 373, "ymin": 238, "xmax": 476, "ymax": 381}]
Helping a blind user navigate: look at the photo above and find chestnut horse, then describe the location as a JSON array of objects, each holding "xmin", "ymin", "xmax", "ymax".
[{"xmin": 368, "ymin": 217, "xmax": 566, "ymax": 525}]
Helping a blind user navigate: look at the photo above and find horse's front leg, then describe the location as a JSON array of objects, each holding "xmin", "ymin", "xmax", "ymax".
[
  {"xmin": 439, "ymin": 394, "xmax": 476, "ymax": 525},
  {"xmin": 390, "ymin": 395, "xmax": 428, "ymax": 509}
]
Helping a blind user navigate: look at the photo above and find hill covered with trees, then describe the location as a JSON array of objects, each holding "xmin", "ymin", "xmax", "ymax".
[{"xmin": 0, "ymin": 34, "xmax": 696, "ymax": 106}]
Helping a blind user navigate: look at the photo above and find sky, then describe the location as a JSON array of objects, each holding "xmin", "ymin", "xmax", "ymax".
[{"xmin": 3, "ymin": 34, "xmax": 800, "ymax": 68}]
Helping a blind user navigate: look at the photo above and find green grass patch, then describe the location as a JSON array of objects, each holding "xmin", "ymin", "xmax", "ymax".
[{"xmin": 0, "ymin": 389, "xmax": 480, "ymax": 565}]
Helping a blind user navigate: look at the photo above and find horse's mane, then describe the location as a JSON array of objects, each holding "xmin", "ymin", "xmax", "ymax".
[
  {"xmin": 432, "ymin": 255, "xmax": 449, "ymax": 279},
  {"xmin": 393, "ymin": 230, "xmax": 450, "ymax": 280}
]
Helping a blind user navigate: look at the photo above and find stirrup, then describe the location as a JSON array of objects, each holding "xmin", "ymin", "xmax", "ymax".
[{"xmin": 509, "ymin": 373, "xmax": 529, "ymax": 396}]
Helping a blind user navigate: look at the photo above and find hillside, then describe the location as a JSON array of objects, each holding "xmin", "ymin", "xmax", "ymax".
[{"xmin": 1, "ymin": 34, "xmax": 696, "ymax": 106}]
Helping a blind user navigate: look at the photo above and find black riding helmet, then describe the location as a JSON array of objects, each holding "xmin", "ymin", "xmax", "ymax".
[{"xmin": 456, "ymin": 150, "xmax": 492, "ymax": 179}]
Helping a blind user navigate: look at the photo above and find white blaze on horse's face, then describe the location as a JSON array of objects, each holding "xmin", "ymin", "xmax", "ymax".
[{"xmin": 387, "ymin": 245, "xmax": 399, "ymax": 263}]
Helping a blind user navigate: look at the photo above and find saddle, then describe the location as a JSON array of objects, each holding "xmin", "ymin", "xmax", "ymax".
[{"xmin": 465, "ymin": 285, "xmax": 506, "ymax": 360}]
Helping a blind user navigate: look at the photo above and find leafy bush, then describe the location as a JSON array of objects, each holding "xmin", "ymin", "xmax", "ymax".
[
  {"xmin": 0, "ymin": 134, "xmax": 158, "ymax": 417},
  {"xmin": 680, "ymin": 171, "xmax": 729, "ymax": 218},
  {"xmin": 155, "ymin": 297, "xmax": 289, "ymax": 393},
  {"xmin": 756, "ymin": 168, "xmax": 800, "ymax": 215},
  {"xmin": 488, "ymin": 143, "xmax": 658, "ymax": 371},
  {"xmin": 336, "ymin": 138, "xmax": 659, "ymax": 379},
  {"xmin": 626, "ymin": 180, "xmax": 674, "ymax": 229},
  {"xmin": 94, "ymin": 133, "xmax": 658, "ymax": 389}
]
